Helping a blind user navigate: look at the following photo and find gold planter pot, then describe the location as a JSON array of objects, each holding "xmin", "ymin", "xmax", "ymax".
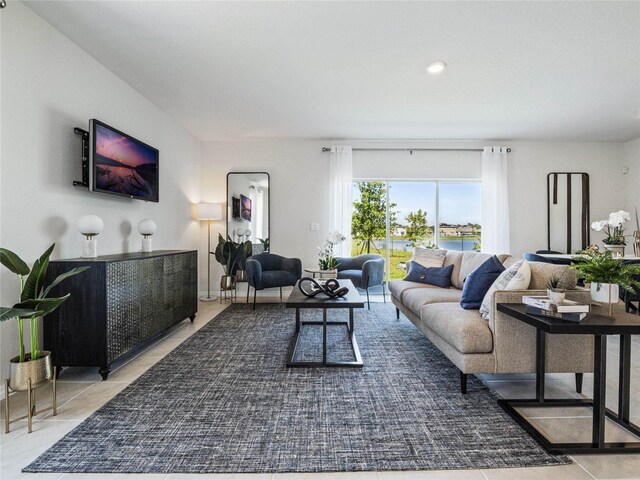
[
  {"xmin": 9, "ymin": 351, "xmax": 53, "ymax": 391},
  {"xmin": 235, "ymin": 270, "xmax": 247, "ymax": 282},
  {"xmin": 220, "ymin": 275, "xmax": 236, "ymax": 291}
]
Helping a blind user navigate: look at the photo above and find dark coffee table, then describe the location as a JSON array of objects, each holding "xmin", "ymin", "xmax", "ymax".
[
  {"xmin": 285, "ymin": 279, "xmax": 365, "ymax": 367},
  {"xmin": 497, "ymin": 303, "xmax": 640, "ymax": 454}
]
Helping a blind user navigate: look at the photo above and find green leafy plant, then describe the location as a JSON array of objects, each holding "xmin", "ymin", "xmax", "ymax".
[
  {"xmin": 0, "ymin": 245, "xmax": 89, "ymax": 363},
  {"xmin": 572, "ymin": 249, "xmax": 640, "ymax": 293},
  {"xmin": 258, "ymin": 237, "xmax": 270, "ymax": 253},
  {"xmin": 214, "ymin": 234, "xmax": 238, "ymax": 276},
  {"xmin": 234, "ymin": 240, "xmax": 253, "ymax": 271}
]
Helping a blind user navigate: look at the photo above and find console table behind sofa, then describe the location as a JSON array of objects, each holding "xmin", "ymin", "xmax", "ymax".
[{"xmin": 44, "ymin": 250, "xmax": 198, "ymax": 380}]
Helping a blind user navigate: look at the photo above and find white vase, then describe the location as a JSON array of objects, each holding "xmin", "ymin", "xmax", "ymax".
[
  {"xmin": 603, "ymin": 244, "xmax": 625, "ymax": 258},
  {"xmin": 590, "ymin": 282, "xmax": 619, "ymax": 304},
  {"xmin": 547, "ymin": 289, "xmax": 566, "ymax": 304}
]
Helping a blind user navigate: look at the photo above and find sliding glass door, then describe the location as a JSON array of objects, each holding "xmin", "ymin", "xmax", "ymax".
[{"xmin": 352, "ymin": 180, "xmax": 481, "ymax": 281}]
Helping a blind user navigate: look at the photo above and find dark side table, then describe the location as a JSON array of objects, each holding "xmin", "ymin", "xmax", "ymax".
[{"xmin": 496, "ymin": 303, "xmax": 640, "ymax": 454}]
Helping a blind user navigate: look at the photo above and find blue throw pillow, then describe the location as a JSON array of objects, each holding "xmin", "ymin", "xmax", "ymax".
[
  {"xmin": 460, "ymin": 255, "xmax": 505, "ymax": 309},
  {"xmin": 405, "ymin": 261, "xmax": 454, "ymax": 288}
]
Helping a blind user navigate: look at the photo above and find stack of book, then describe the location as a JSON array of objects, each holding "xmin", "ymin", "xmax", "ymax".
[{"xmin": 522, "ymin": 296, "xmax": 590, "ymax": 322}]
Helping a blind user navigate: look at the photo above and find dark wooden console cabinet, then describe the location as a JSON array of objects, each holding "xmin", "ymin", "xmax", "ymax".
[{"xmin": 44, "ymin": 250, "xmax": 197, "ymax": 380}]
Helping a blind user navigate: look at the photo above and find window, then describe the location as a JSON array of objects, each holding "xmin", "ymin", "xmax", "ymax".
[{"xmin": 352, "ymin": 180, "xmax": 481, "ymax": 280}]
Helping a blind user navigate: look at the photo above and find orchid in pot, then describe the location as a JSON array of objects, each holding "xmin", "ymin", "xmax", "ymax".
[
  {"xmin": 0, "ymin": 244, "xmax": 89, "ymax": 392},
  {"xmin": 318, "ymin": 231, "xmax": 346, "ymax": 271},
  {"xmin": 591, "ymin": 210, "xmax": 631, "ymax": 257}
]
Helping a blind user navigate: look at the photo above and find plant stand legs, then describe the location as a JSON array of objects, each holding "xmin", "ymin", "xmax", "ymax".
[{"xmin": 4, "ymin": 367, "xmax": 58, "ymax": 434}]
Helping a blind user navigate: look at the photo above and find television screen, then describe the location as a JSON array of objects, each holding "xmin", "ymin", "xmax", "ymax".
[
  {"xmin": 240, "ymin": 194, "xmax": 251, "ymax": 221},
  {"xmin": 89, "ymin": 119, "xmax": 159, "ymax": 202}
]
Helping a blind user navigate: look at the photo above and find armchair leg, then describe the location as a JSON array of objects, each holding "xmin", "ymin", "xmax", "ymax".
[
  {"xmin": 460, "ymin": 371, "xmax": 467, "ymax": 394},
  {"xmin": 395, "ymin": 307, "xmax": 400, "ymax": 320},
  {"xmin": 382, "ymin": 283, "xmax": 386, "ymax": 303},
  {"xmin": 280, "ymin": 286, "xmax": 283, "ymax": 300},
  {"xmin": 575, "ymin": 372, "xmax": 583, "ymax": 394},
  {"xmin": 253, "ymin": 287, "xmax": 257, "ymax": 310},
  {"xmin": 366, "ymin": 289, "xmax": 370, "ymax": 310},
  {"xmin": 246, "ymin": 285, "xmax": 250, "ymax": 304}
]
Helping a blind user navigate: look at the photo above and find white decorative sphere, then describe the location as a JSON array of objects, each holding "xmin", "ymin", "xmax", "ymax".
[
  {"xmin": 245, "ymin": 229, "xmax": 252, "ymax": 237},
  {"xmin": 77, "ymin": 215, "xmax": 104, "ymax": 236},
  {"xmin": 137, "ymin": 219, "xmax": 157, "ymax": 236}
]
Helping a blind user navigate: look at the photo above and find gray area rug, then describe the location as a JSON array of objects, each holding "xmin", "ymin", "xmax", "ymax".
[{"xmin": 25, "ymin": 303, "xmax": 569, "ymax": 473}]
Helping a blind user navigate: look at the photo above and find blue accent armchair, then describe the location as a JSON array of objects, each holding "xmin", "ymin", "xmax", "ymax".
[
  {"xmin": 334, "ymin": 254, "xmax": 385, "ymax": 309},
  {"xmin": 246, "ymin": 253, "xmax": 302, "ymax": 309}
]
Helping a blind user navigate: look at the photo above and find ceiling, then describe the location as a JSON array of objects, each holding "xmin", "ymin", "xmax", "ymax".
[{"xmin": 25, "ymin": 1, "xmax": 640, "ymax": 142}]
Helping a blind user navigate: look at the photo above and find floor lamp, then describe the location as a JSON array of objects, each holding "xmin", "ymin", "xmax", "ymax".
[{"xmin": 195, "ymin": 202, "xmax": 223, "ymax": 301}]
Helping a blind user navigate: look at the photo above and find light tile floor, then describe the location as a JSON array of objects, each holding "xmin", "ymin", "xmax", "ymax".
[{"xmin": 1, "ymin": 297, "xmax": 639, "ymax": 480}]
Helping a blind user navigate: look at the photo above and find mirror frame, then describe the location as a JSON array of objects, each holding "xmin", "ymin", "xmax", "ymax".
[
  {"xmin": 226, "ymin": 171, "xmax": 270, "ymax": 248},
  {"xmin": 546, "ymin": 172, "xmax": 590, "ymax": 253}
]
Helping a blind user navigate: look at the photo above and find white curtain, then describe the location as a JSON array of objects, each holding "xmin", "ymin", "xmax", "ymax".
[
  {"xmin": 329, "ymin": 145, "xmax": 353, "ymax": 257},
  {"xmin": 481, "ymin": 146, "xmax": 510, "ymax": 254}
]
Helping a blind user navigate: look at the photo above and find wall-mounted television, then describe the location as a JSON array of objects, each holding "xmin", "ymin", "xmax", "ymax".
[
  {"xmin": 89, "ymin": 119, "xmax": 159, "ymax": 202},
  {"xmin": 240, "ymin": 194, "xmax": 251, "ymax": 221}
]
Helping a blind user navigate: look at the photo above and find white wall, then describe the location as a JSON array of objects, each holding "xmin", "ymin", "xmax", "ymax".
[
  {"xmin": 624, "ymin": 138, "xmax": 640, "ymax": 250},
  {"xmin": 202, "ymin": 139, "xmax": 628, "ymax": 271},
  {"xmin": 0, "ymin": 3, "xmax": 202, "ymax": 381}
]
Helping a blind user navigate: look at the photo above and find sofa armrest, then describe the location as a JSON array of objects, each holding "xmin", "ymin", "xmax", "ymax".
[
  {"xmin": 334, "ymin": 256, "xmax": 360, "ymax": 271},
  {"xmin": 246, "ymin": 258, "xmax": 263, "ymax": 289},
  {"xmin": 362, "ymin": 258, "xmax": 384, "ymax": 287},
  {"xmin": 488, "ymin": 289, "xmax": 593, "ymax": 373}
]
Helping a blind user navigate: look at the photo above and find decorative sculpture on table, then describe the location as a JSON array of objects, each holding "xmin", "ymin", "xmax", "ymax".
[{"xmin": 298, "ymin": 277, "xmax": 349, "ymax": 299}]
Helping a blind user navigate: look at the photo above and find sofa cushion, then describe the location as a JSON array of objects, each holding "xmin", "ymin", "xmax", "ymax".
[
  {"xmin": 338, "ymin": 269, "xmax": 364, "ymax": 288},
  {"xmin": 460, "ymin": 255, "xmax": 505, "ymax": 309},
  {"xmin": 388, "ymin": 279, "xmax": 433, "ymax": 300},
  {"xmin": 401, "ymin": 286, "xmax": 463, "ymax": 314},
  {"xmin": 413, "ymin": 247, "xmax": 446, "ymax": 269},
  {"xmin": 421, "ymin": 303, "xmax": 493, "ymax": 354},
  {"xmin": 444, "ymin": 250, "xmax": 465, "ymax": 289},
  {"xmin": 405, "ymin": 262, "xmax": 453, "ymax": 288},
  {"xmin": 528, "ymin": 262, "xmax": 577, "ymax": 290},
  {"xmin": 458, "ymin": 251, "xmax": 493, "ymax": 285},
  {"xmin": 479, "ymin": 260, "xmax": 531, "ymax": 320}
]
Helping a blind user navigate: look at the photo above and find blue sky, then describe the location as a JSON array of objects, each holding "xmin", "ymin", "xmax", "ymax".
[{"xmin": 353, "ymin": 181, "xmax": 482, "ymax": 226}]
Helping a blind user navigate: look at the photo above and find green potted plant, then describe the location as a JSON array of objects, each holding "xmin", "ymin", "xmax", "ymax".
[
  {"xmin": 572, "ymin": 249, "xmax": 640, "ymax": 315},
  {"xmin": 233, "ymin": 240, "xmax": 253, "ymax": 282},
  {"xmin": 546, "ymin": 274, "xmax": 566, "ymax": 304},
  {"xmin": 214, "ymin": 234, "xmax": 238, "ymax": 290},
  {"xmin": 591, "ymin": 210, "xmax": 631, "ymax": 257},
  {"xmin": 0, "ymin": 244, "xmax": 89, "ymax": 391}
]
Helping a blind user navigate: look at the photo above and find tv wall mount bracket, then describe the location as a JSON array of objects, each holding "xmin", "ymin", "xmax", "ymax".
[{"xmin": 73, "ymin": 127, "xmax": 89, "ymax": 188}]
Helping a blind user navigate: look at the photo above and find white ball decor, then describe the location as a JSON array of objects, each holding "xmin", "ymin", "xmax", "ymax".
[
  {"xmin": 77, "ymin": 215, "xmax": 104, "ymax": 258},
  {"xmin": 137, "ymin": 219, "xmax": 157, "ymax": 252}
]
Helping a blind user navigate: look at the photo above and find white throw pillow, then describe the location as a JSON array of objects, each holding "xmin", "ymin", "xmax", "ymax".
[
  {"xmin": 412, "ymin": 247, "xmax": 446, "ymax": 269},
  {"xmin": 479, "ymin": 260, "xmax": 531, "ymax": 320}
]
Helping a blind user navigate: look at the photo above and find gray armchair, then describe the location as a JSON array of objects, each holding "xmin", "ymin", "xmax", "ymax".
[
  {"xmin": 246, "ymin": 253, "xmax": 302, "ymax": 309},
  {"xmin": 334, "ymin": 254, "xmax": 385, "ymax": 309}
]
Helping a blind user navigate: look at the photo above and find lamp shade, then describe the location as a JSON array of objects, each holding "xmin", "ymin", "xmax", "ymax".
[
  {"xmin": 77, "ymin": 215, "xmax": 104, "ymax": 236},
  {"xmin": 195, "ymin": 202, "xmax": 222, "ymax": 221},
  {"xmin": 137, "ymin": 219, "xmax": 157, "ymax": 236}
]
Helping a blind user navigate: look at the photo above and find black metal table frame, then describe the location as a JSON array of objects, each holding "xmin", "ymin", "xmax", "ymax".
[
  {"xmin": 498, "ymin": 325, "xmax": 640, "ymax": 454},
  {"xmin": 286, "ymin": 307, "xmax": 363, "ymax": 368}
]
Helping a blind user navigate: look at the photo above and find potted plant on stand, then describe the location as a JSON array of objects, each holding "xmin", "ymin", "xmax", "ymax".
[
  {"xmin": 591, "ymin": 210, "xmax": 631, "ymax": 257},
  {"xmin": 214, "ymin": 234, "xmax": 238, "ymax": 292},
  {"xmin": 233, "ymin": 239, "xmax": 253, "ymax": 282},
  {"xmin": 0, "ymin": 244, "xmax": 89, "ymax": 433},
  {"xmin": 572, "ymin": 249, "xmax": 640, "ymax": 315}
]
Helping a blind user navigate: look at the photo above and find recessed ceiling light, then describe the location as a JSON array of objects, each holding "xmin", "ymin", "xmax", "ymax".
[{"xmin": 426, "ymin": 61, "xmax": 447, "ymax": 74}]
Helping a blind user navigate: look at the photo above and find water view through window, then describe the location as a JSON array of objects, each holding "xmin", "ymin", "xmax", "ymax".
[{"xmin": 352, "ymin": 181, "xmax": 482, "ymax": 280}]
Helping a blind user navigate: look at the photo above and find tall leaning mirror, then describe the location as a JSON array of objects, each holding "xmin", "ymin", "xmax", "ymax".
[{"xmin": 227, "ymin": 172, "xmax": 270, "ymax": 254}]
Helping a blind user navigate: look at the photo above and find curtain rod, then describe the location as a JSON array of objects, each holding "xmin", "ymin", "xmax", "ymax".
[{"xmin": 321, "ymin": 147, "xmax": 511, "ymax": 153}]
